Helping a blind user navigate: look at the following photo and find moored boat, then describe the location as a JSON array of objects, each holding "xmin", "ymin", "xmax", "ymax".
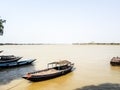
[
  {"xmin": 0, "ymin": 50, "xmax": 3, "ymax": 53},
  {"xmin": 22, "ymin": 60, "xmax": 74, "ymax": 82},
  {"xmin": 0, "ymin": 59, "xmax": 36, "ymax": 68},
  {"xmin": 110, "ymin": 57, "xmax": 120, "ymax": 66},
  {"xmin": 0, "ymin": 55, "xmax": 22, "ymax": 63}
]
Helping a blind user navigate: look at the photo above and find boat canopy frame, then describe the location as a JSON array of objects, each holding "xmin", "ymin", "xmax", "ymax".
[{"xmin": 47, "ymin": 60, "xmax": 72, "ymax": 69}]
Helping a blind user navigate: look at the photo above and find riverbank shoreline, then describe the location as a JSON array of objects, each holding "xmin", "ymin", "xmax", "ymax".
[{"xmin": 0, "ymin": 43, "xmax": 120, "ymax": 45}]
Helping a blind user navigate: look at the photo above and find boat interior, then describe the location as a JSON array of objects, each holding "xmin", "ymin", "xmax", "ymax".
[{"xmin": 27, "ymin": 65, "xmax": 71, "ymax": 76}]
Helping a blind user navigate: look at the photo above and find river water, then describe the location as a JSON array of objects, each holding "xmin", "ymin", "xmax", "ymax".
[{"xmin": 0, "ymin": 45, "xmax": 120, "ymax": 90}]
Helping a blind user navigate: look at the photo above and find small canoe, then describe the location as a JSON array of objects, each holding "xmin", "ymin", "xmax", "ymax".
[
  {"xmin": 0, "ymin": 55, "xmax": 22, "ymax": 63},
  {"xmin": 22, "ymin": 60, "xmax": 74, "ymax": 82},
  {"xmin": 110, "ymin": 57, "xmax": 120, "ymax": 66},
  {"xmin": 0, "ymin": 59, "xmax": 36, "ymax": 68}
]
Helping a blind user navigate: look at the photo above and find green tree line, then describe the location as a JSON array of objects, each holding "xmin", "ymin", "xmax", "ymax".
[{"xmin": 0, "ymin": 17, "xmax": 6, "ymax": 35}]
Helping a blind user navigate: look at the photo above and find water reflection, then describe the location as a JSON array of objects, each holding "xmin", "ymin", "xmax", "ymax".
[
  {"xmin": 110, "ymin": 65, "xmax": 120, "ymax": 72},
  {"xmin": 0, "ymin": 65, "xmax": 35, "ymax": 85}
]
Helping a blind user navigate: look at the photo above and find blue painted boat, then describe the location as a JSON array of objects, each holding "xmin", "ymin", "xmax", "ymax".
[{"xmin": 0, "ymin": 59, "xmax": 36, "ymax": 68}]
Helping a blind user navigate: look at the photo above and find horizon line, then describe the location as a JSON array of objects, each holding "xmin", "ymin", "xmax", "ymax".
[{"xmin": 1, "ymin": 42, "xmax": 120, "ymax": 45}]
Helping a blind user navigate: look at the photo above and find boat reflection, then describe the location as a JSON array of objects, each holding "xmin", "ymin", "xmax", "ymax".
[
  {"xmin": 110, "ymin": 65, "xmax": 120, "ymax": 71},
  {"xmin": 0, "ymin": 65, "xmax": 35, "ymax": 85}
]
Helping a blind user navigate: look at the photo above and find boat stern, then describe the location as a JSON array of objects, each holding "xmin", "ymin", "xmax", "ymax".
[{"xmin": 22, "ymin": 73, "xmax": 32, "ymax": 79}]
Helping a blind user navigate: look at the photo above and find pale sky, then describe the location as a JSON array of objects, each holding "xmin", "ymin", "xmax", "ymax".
[{"xmin": 0, "ymin": 0, "xmax": 120, "ymax": 43}]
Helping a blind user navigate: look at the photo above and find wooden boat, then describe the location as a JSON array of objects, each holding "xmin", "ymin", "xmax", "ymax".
[
  {"xmin": 0, "ymin": 59, "xmax": 36, "ymax": 68},
  {"xmin": 110, "ymin": 57, "xmax": 120, "ymax": 66},
  {"xmin": 22, "ymin": 60, "xmax": 74, "ymax": 82},
  {"xmin": 0, "ymin": 55, "xmax": 22, "ymax": 63}
]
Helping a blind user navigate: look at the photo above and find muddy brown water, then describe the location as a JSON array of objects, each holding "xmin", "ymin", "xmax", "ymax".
[{"xmin": 0, "ymin": 45, "xmax": 120, "ymax": 90}]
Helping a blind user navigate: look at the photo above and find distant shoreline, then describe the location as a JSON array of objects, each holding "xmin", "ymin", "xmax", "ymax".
[
  {"xmin": 72, "ymin": 43, "xmax": 120, "ymax": 45},
  {"xmin": 0, "ymin": 43, "xmax": 120, "ymax": 45}
]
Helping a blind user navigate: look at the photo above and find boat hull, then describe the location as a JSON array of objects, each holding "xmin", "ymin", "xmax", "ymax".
[
  {"xmin": 110, "ymin": 62, "xmax": 120, "ymax": 66},
  {"xmin": 110, "ymin": 57, "xmax": 120, "ymax": 66},
  {"xmin": 0, "ymin": 59, "xmax": 35, "ymax": 68},
  {"xmin": 23, "ymin": 66, "xmax": 73, "ymax": 82}
]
